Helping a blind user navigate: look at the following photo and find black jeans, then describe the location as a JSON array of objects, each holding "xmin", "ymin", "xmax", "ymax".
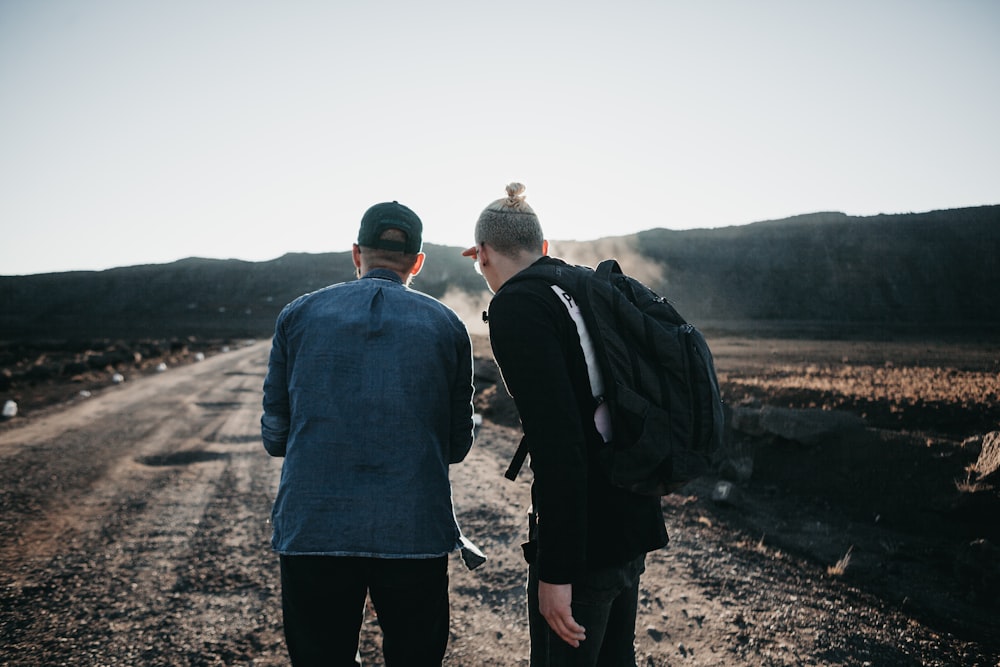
[
  {"xmin": 527, "ymin": 555, "xmax": 645, "ymax": 667},
  {"xmin": 279, "ymin": 554, "xmax": 450, "ymax": 667}
]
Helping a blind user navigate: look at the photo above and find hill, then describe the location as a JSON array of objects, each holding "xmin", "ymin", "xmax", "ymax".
[
  {"xmin": 636, "ymin": 206, "xmax": 1000, "ymax": 334},
  {"xmin": 1, "ymin": 205, "xmax": 998, "ymax": 342}
]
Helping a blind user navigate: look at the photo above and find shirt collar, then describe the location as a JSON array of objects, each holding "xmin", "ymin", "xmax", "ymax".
[{"xmin": 361, "ymin": 268, "xmax": 404, "ymax": 284}]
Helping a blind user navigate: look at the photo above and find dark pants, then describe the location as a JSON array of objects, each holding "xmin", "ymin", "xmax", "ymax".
[
  {"xmin": 279, "ymin": 554, "xmax": 450, "ymax": 667},
  {"xmin": 527, "ymin": 555, "xmax": 645, "ymax": 667}
]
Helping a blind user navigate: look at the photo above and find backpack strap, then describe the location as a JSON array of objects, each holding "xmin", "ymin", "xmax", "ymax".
[
  {"xmin": 547, "ymin": 283, "xmax": 614, "ymax": 445},
  {"xmin": 504, "ymin": 436, "xmax": 529, "ymax": 481},
  {"xmin": 549, "ymin": 285, "xmax": 605, "ymax": 402},
  {"xmin": 504, "ymin": 275, "xmax": 616, "ymax": 483}
]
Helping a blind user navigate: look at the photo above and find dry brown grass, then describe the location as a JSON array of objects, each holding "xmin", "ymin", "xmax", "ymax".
[{"xmin": 827, "ymin": 546, "xmax": 854, "ymax": 577}]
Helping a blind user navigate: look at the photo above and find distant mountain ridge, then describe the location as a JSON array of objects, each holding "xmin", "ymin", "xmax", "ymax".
[
  {"xmin": 637, "ymin": 205, "xmax": 999, "ymax": 331},
  {"xmin": 1, "ymin": 205, "xmax": 997, "ymax": 341}
]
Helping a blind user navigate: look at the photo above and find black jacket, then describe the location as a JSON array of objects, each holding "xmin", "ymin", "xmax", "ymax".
[{"xmin": 488, "ymin": 256, "xmax": 668, "ymax": 584}]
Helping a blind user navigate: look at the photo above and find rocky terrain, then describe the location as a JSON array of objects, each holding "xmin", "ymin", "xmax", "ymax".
[{"xmin": 1, "ymin": 333, "xmax": 998, "ymax": 665}]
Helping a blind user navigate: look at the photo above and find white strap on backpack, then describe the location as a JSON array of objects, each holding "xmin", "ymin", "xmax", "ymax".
[{"xmin": 550, "ymin": 285, "xmax": 613, "ymax": 443}]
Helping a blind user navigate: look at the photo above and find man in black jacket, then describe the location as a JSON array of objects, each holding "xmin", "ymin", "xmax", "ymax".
[{"xmin": 463, "ymin": 183, "xmax": 668, "ymax": 666}]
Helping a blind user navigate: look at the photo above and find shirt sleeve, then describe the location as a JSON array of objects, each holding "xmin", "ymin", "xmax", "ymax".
[
  {"xmin": 261, "ymin": 315, "xmax": 290, "ymax": 457},
  {"xmin": 449, "ymin": 323, "xmax": 476, "ymax": 464},
  {"xmin": 489, "ymin": 287, "xmax": 589, "ymax": 584}
]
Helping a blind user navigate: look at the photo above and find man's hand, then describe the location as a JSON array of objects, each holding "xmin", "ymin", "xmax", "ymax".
[{"xmin": 538, "ymin": 581, "xmax": 586, "ymax": 647}]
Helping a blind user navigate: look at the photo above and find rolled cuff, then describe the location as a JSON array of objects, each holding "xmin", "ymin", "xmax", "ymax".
[{"xmin": 261, "ymin": 413, "xmax": 289, "ymax": 457}]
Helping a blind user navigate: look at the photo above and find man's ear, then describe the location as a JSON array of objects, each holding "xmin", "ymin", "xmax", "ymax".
[
  {"xmin": 352, "ymin": 244, "xmax": 362, "ymax": 269},
  {"xmin": 409, "ymin": 252, "xmax": 426, "ymax": 277},
  {"xmin": 542, "ymin": 240, "xmax": 549, "ymax": 256}
]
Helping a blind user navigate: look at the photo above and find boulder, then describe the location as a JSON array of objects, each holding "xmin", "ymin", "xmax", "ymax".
[{"xmin": 730, "ymin": 406, "xmax": 865, "ymax": 446}]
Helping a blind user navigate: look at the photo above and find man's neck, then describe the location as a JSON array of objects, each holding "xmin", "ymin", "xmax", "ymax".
[{"xmin": 492, "ymin": 251, "xmax": 543, "ymax": 291}]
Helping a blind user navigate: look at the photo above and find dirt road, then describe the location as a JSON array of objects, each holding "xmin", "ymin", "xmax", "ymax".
[
  {"xmin": 1, "ymin": 341, "xmax": 286, "ymax": 665},
  {"xmin": 1, "ymin": 339, "xmax": 997, "ymax": 666}
]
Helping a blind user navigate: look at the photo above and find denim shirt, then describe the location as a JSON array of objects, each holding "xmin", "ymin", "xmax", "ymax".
[{"xmin": 261, "ymin": 268, "xmax": 475, "ymax": 557}]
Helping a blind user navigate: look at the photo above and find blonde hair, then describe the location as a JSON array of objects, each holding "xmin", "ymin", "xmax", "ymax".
[{"xmin": 475, "ymin": 182, "xmax": 544, "ymax": 256}]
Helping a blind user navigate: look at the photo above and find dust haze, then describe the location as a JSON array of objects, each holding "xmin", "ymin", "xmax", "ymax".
[
  {"xmin": 440, "ymin": 237, "xmax": 667, "ymax": 336},
  {"xmin": 439, "ymin": 287, "xmax": 491, "ymax": 337},
  {"xmin": 551, "ymin": 237, "xmax": 665, "ymax": 288}
]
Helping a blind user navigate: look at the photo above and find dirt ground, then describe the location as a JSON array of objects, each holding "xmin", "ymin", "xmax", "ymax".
[{"xmin": 0, "ymin": 334, "xmax": 998, "ymax": 666}]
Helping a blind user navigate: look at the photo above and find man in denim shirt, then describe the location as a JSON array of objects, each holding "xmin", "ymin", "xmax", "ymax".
[{"xmin": 262, "ymin": 201, "xmax": 476, "ymax": 666}]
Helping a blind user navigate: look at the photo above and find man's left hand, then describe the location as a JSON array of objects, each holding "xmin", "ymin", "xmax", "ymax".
[{"xmin": 538, "ymin": 581, "xmax": 587, "ymax": 648}]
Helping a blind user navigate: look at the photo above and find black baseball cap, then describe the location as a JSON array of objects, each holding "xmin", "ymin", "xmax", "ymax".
[{"xmin": 357, "ymin": 201, "xmax": 423, "ymax": 254}]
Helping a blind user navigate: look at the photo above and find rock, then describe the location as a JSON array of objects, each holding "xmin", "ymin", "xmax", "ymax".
[
  {"xmin": 712, "ymin": 480, "xmax": 737, "ymax": 505},
  {"xmin": 971, "ymin": 431, "xmax": 1000, "ymax": 484},
  {"xmin": 2, "ymin": 399, "xmax": 16, "ymax": 419},
  {"xmin": 730, "ymin": 406, "xmax": 865, "ymax": 445}
]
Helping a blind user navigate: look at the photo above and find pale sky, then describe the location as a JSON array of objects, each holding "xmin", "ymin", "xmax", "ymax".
[{"xmin": 1, "ymin": 0, "xmax": 997, "ymax": 276}]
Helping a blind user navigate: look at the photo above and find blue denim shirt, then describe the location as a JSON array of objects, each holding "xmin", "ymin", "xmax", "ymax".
[{"xmin": 261, "ymin": 268, "xmax": 475, "ymax": 557}]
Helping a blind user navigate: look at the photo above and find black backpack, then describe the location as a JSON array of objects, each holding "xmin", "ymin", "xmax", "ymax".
[{"xmin": 502, "ymin": 259, "xmax": 725, "ymax": 495}]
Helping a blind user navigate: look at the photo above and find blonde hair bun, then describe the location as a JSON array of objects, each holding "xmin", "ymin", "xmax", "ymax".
[
  {"xmin": 506, "ymin": 182, "xmax": 526, "ymax": 200},
  {"xmin": 503, "ymin": 182, "xmax": 530, "ymax": 210}
]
